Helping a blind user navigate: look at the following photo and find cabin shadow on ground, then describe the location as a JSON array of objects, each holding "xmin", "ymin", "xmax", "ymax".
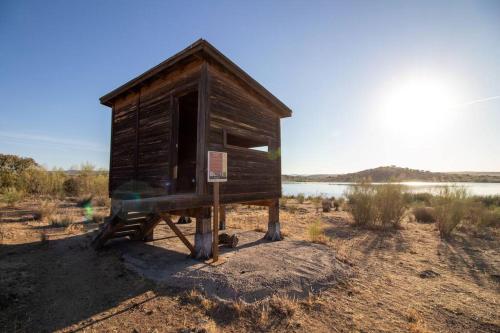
[
  {"xmin": 0, "ymin": 231, "xmax": 200, "ymax": 332},
  {"xmin": 437, "ymin": 234, "xmax": 500, "ymax": 287}
]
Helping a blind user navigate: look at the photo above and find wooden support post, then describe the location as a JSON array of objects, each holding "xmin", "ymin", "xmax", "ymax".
[
  {"xmin": 212, "ymin": 182, "xmax": 220, "ymax": 261},
  {"xmin": 132, "ymin": 214, "xmax": 161, "ymax": 242},
  {"xmin": 194, "ymin": 208, "xmax": 212, "ymax": 259},
  {"xmin": 264, "ymin": 199, "xmax": 282, "ymax": 241},
  {"xmin": 219, "ymin": 205, "xmax": 226, "ymax": 230},
  {"xmin": 144, "ymin": 230, "xmax": 154, "ymax": 242},
  {"xmin": 161, "ymin": 213, "xmax": 195, "ymax": 256}
]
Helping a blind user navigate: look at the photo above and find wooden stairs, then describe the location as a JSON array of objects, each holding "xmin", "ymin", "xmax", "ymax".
[
  {"xmin": 92, "ymin": 211, "xmax": 196, "ymax": 257},
  {"xmin": 91, "ymin": 211, "xmax": 162, "ymax": 250}
]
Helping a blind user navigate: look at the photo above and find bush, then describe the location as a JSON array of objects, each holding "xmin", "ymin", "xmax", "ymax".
[
  {"xmin": 404, "ymin": 192, "xmax": 434, "ymax": 206},
  {"xmin": 334, "ymin": 197, "xmax": 345, "ymax": 211},
  {"xmin": 322, "ymin": 199, "xmax": 332, "ymax": 212},
  {"xmin": 433, "ymin": 187, "xmax": 469, "ymax": 238},
  {"xmin": 413, "ymin": 207, "xmax": 436, "ymax": 223},
  {"xmin": 63, "ymin": 177, "xmax": 80, "ymax": 196},
  {"xmin": 21, "ymin": 167, "xmax": 67, "ymax": 197},
  {"xmin": 472, "ymin": 195, "xmax": 500, "ymax": 208},
  {"xmin": 478, "ymin": 208, "xmax": 500, "ymax": 228},
  {"xmin": 347, "ymin": 183, "xmax": 407, "ymax": 228},
  {"xmin": 347, "ymin": 183, "xmax": 377, "ymax": 227},
  {"xmin": 1, "ymin": 187, "xmax": 23, "ymax": 207},
  {"xmin": 375, "ymin": 184, "xmax": 406, "ymax": 227},
  {"xmin": 296, "ymin": 193, "xmax": 305, "ymax": 204}
]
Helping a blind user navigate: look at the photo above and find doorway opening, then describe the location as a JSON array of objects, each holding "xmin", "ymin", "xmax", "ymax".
[{"xmin": 175, "ymin": 90, "xmax": 198, "ymax": 193}]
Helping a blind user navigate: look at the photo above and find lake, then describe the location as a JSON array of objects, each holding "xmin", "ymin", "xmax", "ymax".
[{"xmin": 282, "ymin": 181, "xmax": 500, "ymax": 198}]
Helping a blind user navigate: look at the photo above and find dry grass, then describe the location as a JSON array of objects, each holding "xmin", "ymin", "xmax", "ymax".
[
  {"xmin": 253, "ymin": 225, "xmax": 266, "ymax": 233},
  {"xmin": 33, "ymin": 200, "xmax": 57, "ymax": 221},
  {"xmin": 406, "ymin": 309, "xmax": 432, "ymax": 333},
  {"xmin": 308, "ymin": 220, "xmax": 328, "ymax": 244},
  {"xmin": 93, "ymin": 196, "xmax": 110, "ymax": 207},
  {"xmin": 49, "ymin": 213, "xmax": 77, "ymax": 228}
]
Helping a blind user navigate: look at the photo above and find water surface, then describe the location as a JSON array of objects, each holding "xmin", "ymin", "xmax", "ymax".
[{"xmin": 282, "ymin": 181, "xmax": 500, "ymax": 198}]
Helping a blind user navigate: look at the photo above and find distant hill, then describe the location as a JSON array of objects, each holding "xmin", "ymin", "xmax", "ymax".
[{"xmin": 283, "ymin": 166, "xmax": 500, "ymax": 183}]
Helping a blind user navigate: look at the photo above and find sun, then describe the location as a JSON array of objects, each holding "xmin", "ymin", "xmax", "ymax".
[{"xmin": 377, "ymin": 75, "xmax": 458, "ymax": 137}]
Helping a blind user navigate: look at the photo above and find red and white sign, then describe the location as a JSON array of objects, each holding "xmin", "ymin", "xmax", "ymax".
[{"xmin": 207, "ymin": 151, "xmax": 227, "ymax": 182}]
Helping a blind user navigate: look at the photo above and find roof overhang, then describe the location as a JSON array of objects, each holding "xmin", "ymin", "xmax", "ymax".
[{"xmin": 99, "ymin": 39, "xmax": 292, "ymax": 118}]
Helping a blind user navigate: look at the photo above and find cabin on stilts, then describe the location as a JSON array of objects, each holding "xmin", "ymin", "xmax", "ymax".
[{"xmin": 92, "ymin": 39, "xmax": 292, "ymax": 259}]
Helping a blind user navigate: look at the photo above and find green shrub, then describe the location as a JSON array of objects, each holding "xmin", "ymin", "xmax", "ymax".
[
  {"xmin": 433, "ymin": 187, "xmax": 469, "ymax": 238},
  {"xmin": 472, "ymin": 195, "xmax": 500, "ymax": 208},
  {"xmin": 404, "ymin": 192, "xmax": 434, "ymax": 206},
  {"xmin": 413, "ymin": 206, "xmax": 436, "ymax": 223},
  {"xmin": 478, "ymin": 208, "xmax": 500, "ymax": 228},
  {"xmin": 1, "ymin": 187, "xmax": 23, "ymax": 207},
  {"xmin": 347, "ymin": 183, "xmax": 377, "ymax": 226},
  {"xmin": 347, "ymin": 183, "xmax": 407, "ymax": 228},
  {"xmin": 296, "ymin": 193, "xmax": 305, "ymax": 204},
  {"xmin": 63, "ymin": 177, "xmax": 80, "ymax": 196},
  {"xmin": 375, "ymin": 184, "xmax": 407, "ymax": 227}
]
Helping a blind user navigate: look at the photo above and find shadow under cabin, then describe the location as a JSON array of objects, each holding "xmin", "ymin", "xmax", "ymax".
[{"xmin": 93, "ymin": 39, "xmax": 292, "ymax": 259}]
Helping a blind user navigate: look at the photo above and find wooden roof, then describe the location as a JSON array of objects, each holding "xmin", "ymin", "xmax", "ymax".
[{"xmin": 100, "ymin": 39, "xmax": 292, "ymax": 117}]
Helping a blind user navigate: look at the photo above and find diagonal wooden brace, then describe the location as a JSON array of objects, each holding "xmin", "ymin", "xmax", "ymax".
[
  {"xmin": 131, "ymin": 214, "xmax": 162, "ymax": 242},
  {"xmin": 160, "ymin": 213, "xmax": 195, "ymax": 257}
]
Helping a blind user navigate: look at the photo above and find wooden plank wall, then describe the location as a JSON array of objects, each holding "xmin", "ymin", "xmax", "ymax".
[
  {"xmin": 207, "ymin": 63, "xmax": 282, "ymax": 198},
  {"xmin": 110, "ymin": 60, "xmax": 203, "ymax": 197}
]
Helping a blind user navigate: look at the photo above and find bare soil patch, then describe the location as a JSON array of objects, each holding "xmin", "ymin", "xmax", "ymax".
[{"xmin": 120, "ymin": 229, "xmax": 350, "ymax": 302}]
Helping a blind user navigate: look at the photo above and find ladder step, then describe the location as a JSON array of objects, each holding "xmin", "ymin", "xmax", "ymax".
[
  {"xmin": 127, "ymin": 212, "xmax": 150, "ymax": 219},
  {"xmin": 122, "ymin": 218, "xmax": 147, "ymax": 225},
  {"xmin": 109, "ymin": 230, "xmax": 137, "ymax": 239},
  {"xmin": 115, "ymin": 224, "xmax": 142, "ymax": 232}
]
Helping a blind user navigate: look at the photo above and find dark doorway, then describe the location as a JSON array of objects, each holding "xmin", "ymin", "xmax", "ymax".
[{"xmin": 175, "ymin": 90, "xmax": 198, "ymax": 193}]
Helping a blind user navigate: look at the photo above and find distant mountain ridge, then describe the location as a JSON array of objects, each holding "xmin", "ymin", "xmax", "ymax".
[{"xmin": 282, "ymin": 166, "xmax": 500, "ymax": 183}]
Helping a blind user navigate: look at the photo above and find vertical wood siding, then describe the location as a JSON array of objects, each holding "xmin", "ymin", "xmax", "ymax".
[{"xmin": 207, "ymin": 63, "xmax": 281, "ymax": 197}]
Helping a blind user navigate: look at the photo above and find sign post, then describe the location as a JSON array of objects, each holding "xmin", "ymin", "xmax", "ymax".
[{"xmin": 207, "ymin": 151, "xmax": 227, "ymax": 262}]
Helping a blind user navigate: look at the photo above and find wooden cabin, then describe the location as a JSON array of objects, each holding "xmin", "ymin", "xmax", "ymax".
[{"xmin": 93, "ymin": 39, "xmax": 292, "ymax": 258}]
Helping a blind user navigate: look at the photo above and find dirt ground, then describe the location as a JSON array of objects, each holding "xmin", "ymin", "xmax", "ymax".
[{"xmin": 0, "ymin": 199, "xmax": 499, "ymax": 332}]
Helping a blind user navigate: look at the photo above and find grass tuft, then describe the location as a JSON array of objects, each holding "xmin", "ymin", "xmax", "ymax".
[{"xmin": 308, "ymin": 220, "xmax": 328, "ymax": 244}]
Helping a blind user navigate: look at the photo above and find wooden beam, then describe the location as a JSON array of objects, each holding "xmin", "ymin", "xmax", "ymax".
[
  {"xmin": 196, "ymin": 62, "xmax": 209, "ymax": 196},
  {"xmin": 160, "ymin": 213, "xmax": 195, "ymax": 256}
]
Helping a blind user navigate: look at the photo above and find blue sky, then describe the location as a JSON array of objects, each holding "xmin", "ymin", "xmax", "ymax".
[{"xmin": 1, "ymin": 0, "xmax": 499, "ymax": 173}]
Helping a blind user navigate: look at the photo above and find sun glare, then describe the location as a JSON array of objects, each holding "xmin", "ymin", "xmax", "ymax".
[{"xmin": 378, "ymin": 75, "xmax": 458, "ymax": 137}]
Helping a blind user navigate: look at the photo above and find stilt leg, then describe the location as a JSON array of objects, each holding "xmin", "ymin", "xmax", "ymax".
[
  {"xmin": 144, "ymin": 230, "xmax": 154, "ymax": 242},
  {"xmin": 219, "ymin": 205, "xmax": 226, "ymax": 230},
  {"xmin": 264, "ymin": 199, "xmax": 282, "ymax": 241},
  {"xmin": 194, "ymin": 208, "xmax": 212, "ymax": 259}
]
